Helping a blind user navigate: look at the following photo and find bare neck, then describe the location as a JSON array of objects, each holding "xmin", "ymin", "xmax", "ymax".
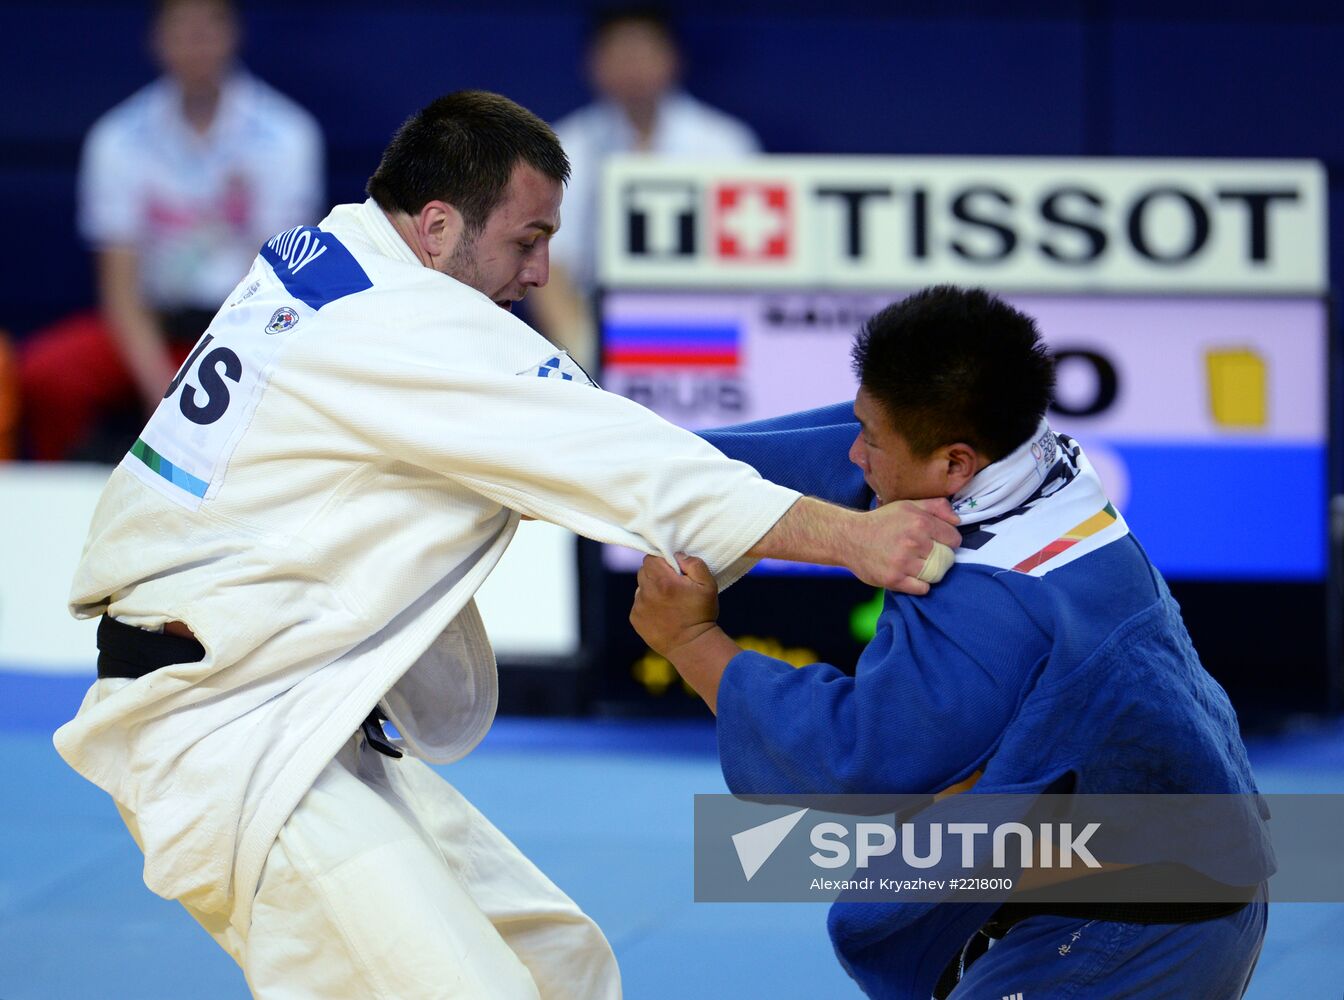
[
  {"xmin": 621, "ymin": 100, "xmax": 660, "ymax": 149},
  {"xmin": 384, "ymin": 209, "xmax": 433, "ymax": 267},
  {"xmin": 180, "ymin": 83, "xmax": 224, "ymax": 136}
]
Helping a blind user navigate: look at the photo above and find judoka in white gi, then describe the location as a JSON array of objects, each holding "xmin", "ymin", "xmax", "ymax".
[{"xmin": 54, "ymin": 91, "xmax": 960, "ymax": 999}]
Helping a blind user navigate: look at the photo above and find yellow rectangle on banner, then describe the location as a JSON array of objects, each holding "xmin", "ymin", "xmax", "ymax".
[{"xmin": 1206, "ymin": 349, "xmax": 1267, "ymax": 428}]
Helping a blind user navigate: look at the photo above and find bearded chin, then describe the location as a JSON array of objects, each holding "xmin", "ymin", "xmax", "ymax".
[{"xmin": 444, "ymin": 229, "xmax": 483, "ymax": 290}]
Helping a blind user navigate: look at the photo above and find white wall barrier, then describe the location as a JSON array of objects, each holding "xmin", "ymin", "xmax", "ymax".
[{"xmin": 0, "ymin": 464, "xmax": 580, "ymax": 676}]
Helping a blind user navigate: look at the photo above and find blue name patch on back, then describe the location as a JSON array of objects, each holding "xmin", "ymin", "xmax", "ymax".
[{"xmin": 260, "ymin": 226, "xmax": 372, "ymax": 310}]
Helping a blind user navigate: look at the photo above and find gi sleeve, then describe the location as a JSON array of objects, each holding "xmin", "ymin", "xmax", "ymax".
[
  {"xmin": 716, "ymin": 568, "xmax": 1052, "ymax": 795},
  {"xmin": 283, "ymin": 343, "xmax": 801, "ymax": 589},
  {"xmin": 699, "ymin": 402, "xmax": 871, "ymax": 509}
]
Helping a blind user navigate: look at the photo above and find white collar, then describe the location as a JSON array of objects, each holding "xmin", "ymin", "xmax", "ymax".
[
  {"xmin": 353, "ymin": 198, "xmax": 423, "ymax": 266},
  {"xmin": 951, "ymin": 419, "xmax": 1060, "ymax": 525}
]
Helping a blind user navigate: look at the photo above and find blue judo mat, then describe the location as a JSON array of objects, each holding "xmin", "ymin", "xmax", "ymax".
[{"xmin": 2, "ymin": 674, "xmax": 1341, "ymax": 999}]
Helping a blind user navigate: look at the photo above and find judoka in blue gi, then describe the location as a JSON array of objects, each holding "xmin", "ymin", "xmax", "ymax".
[{"xmin": 630, "ymin": 286, "xmax": 1269, "ymax": 999}]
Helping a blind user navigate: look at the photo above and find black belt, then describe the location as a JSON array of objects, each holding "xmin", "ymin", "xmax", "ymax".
[
  {"xmin": 97, "ymin": 613, "xmax": 206, "ymax": 677},
  {"xmin": 932, "ymin": 868, "xmax": 1257, "ymax": 999},
  {"xmin": 94, "ymin": 614, "xmax": 402, "ymax": 759}
]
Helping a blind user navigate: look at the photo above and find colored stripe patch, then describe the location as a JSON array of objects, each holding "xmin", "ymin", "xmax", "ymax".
[
  {"xmin": 603, "ymin": 322, "xmax": 740, "ymax": 368},
  {"xmin": 130, "ymin": 438, "xmax": 209, "ymax": 498},
  {"xmin": 1013, "ymin": 502, "xmax": 1118, "ymax": 573}
]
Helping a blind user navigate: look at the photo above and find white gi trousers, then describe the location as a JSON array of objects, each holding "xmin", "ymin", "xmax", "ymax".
[{"xmin": 122, "ymin": 736, "xmax": 621, "ymax": 999}]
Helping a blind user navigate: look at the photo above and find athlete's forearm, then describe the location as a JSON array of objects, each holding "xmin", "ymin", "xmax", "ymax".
[
  {"xmin": 746, "ymin": 495, "xmax": 859, "ymax": 570},
  {"xmin": 748, "ymin": 495, "xmax": 962, "ymax": 595},
  {"xmin": 662, "ymin": 626, "xmax": 741, "ymax": 714}
]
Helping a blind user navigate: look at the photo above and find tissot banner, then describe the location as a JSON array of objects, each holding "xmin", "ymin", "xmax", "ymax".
[{"xmin": 598, "ymin": 157, "xmax": 1327, "ymax": 293}]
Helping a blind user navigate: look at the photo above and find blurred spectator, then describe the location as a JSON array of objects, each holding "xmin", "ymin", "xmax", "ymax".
[
  {"xmin": 0, "ymin": 334, "xmax": 17, "ymax": 460},
  {"xmin": 530, "ymin": 7, "xmax": 759, "ymax": 369},
  {"xmin": 19, "ymin": 0, "xmax": 322, "ymax": 461}
]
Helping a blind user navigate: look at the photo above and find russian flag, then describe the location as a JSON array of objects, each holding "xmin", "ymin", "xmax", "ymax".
[{"xmin": 603, "ymin": 321, "xmax": 740, "ymax": 368}]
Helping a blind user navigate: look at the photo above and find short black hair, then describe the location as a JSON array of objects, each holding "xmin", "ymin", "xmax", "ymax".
[
  {"xmin": 851, "ymin": 286, "xmax": 1056, "ymax": 462},
  {"xmin": 367, "ymin": 90, "xmax": 570, "ymax": 233},
  {"xmin": 589, "ymin": 6, "xmax": 677, "ymax": 49}
]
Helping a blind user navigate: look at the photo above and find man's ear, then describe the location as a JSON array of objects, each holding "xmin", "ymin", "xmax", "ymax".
[
  {"xmin": 417, "ymin": 200, "xmax": 466, "ymax": 266},
  {"xmin": 942, "ymin": 442, "xmax": 982, "ymax": 495}
]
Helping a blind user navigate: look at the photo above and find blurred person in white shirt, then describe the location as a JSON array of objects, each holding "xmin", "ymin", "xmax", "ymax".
[
  {"xmin": 19, "ymin": 0, "xmax": 322, "ymax": 461},
  {"xmin": 529, "ymin": 7, "xmax": 759, "ymax": 370}
]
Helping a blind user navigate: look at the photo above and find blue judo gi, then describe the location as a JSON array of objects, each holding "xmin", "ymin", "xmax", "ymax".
[{"xmin": 699, "ymin": 403, "xmax": 1270, "ymax": 1000}]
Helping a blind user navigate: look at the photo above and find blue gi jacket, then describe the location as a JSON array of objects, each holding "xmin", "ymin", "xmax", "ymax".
[{"xmin": 700, "ymin": 403, "xmax": 1267, "ymax": 1000}]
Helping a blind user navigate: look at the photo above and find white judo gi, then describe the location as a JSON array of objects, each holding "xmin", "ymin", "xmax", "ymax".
[{"xmin": 54, "ymin": 198, "xmax": 801, "ymax": 997}]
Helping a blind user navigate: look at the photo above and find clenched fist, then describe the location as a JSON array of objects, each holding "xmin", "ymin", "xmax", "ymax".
[{"xmin": 629, "ymin": 552, "xmax": 741, "ymax": 713}]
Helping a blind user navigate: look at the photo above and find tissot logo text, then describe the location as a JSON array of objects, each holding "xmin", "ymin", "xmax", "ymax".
[
  {"xmin": 604, "ymin": 159, "xmax": 1325, "ymax": 292},
  {"xmin": 623, "ymin": 182, "xmax": 697, "ymax": 256}
]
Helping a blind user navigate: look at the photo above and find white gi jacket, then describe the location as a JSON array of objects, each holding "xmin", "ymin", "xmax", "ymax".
[{"xmin": 54, "ymin": 199, "xmax": 799, "ymax": 932}]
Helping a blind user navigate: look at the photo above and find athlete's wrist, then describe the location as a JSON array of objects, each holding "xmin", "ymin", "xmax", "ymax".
[{"xmin": 665, "ymin": 625, "xmax": 741, "ymax": 713}]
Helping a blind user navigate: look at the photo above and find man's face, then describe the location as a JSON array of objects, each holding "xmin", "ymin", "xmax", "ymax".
[
  {"xmin": 849, "ymin": 386, "xmax": 951, "ymax": 505},
  {"xmin": 442, "ymin": 163, "xmax": 562, "ymax": 311},
  {"xmin": 153, "ymin": 0, "xmax": 238, "ymax": 93},
  {"xmin": 590, "ymin": 22, "xmax": 679, "ymax": 110}
]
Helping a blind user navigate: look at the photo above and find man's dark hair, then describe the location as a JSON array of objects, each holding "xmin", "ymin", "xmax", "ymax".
[
  {"xmin": 851, "ymin": 286, "xmax": 1056, "ymax": 462},
  {"xmin": 590, "ymin": 6, "xmax": 677, "ymax": 49},
  {"xmin": 367, "ymin": 90, "xmax": 570, "ymax": 233},
  {"xmin": 154, "ymin": 0, "xmax": 234, "ymax": 18}
]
